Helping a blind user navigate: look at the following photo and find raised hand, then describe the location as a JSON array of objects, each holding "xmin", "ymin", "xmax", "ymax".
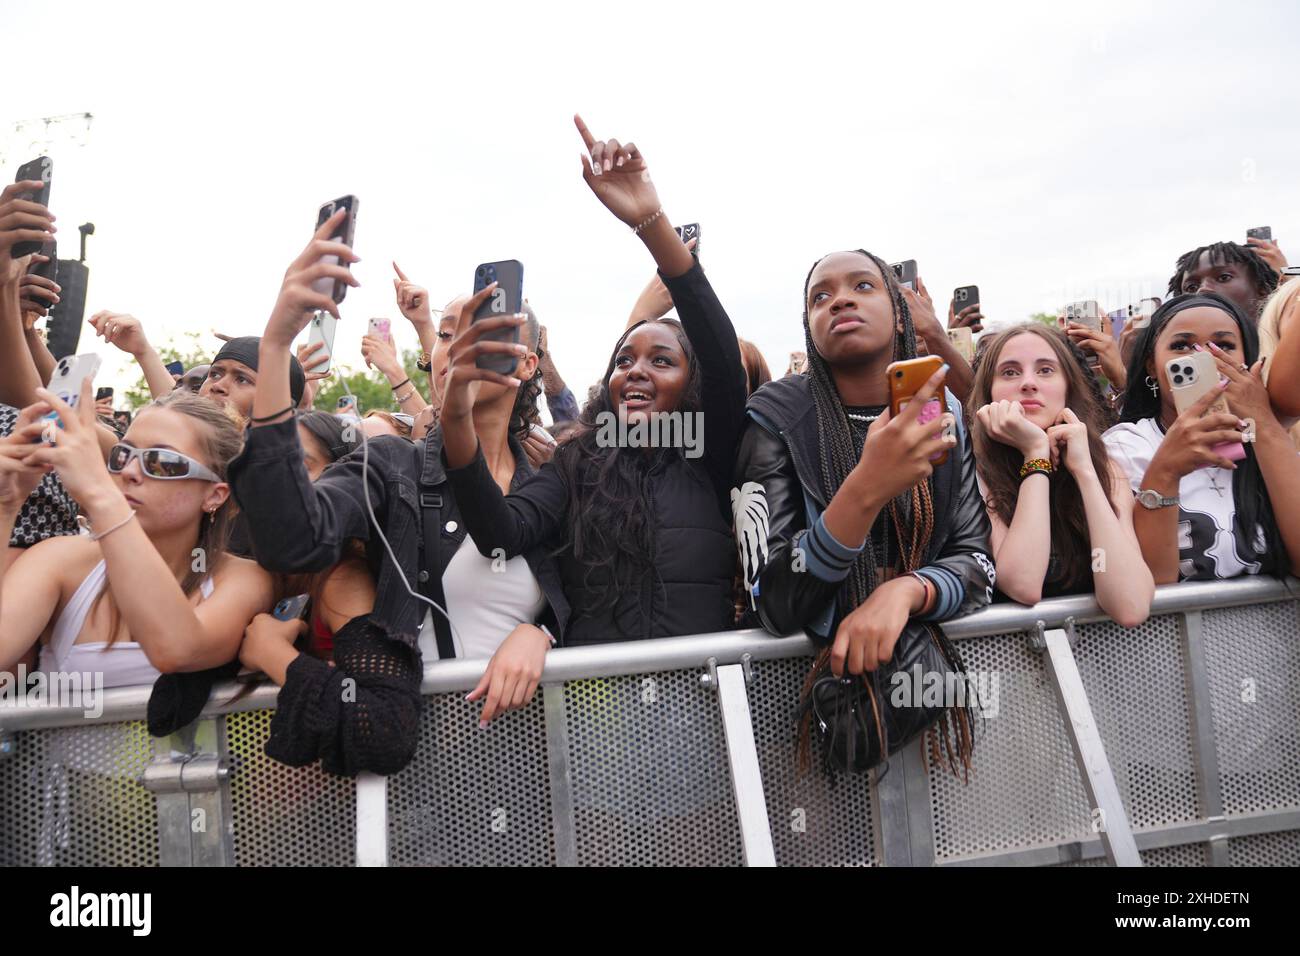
[
  {"xmin": 440, "ymin": 282, "xmax": 528, "ymax": 427},
  {"xmin": 89, "ymin": 311, "xmax": 154, "ymax": 358},
  {"xmin": 574, "ymin": 114, "xmax": 662, "ymax": 228},
  {"xmin": 1149, "ymin": 382, "xmax": 1245, "ymax": 478},
  {"xmin": 392, "ymin": 262, "xmax": 433, "ymax": 328},
  {"xmin": 948, "ymin": 299, "xmax": 984, "ymax": 333},
  {"xmin": 1065, "ymin": 319, "xmax": 1125, "ymax": 388},
  {"xmin": 1045, "ymin": 407, "xmax": 1094, "ymax": 476},
  {"xmin": 858, "ymin": 364, "xmax": 956, "ymax": 501},
  {"xmin": 263, "ymin": 209, "xmax": 359, "ymax": 349},
  {"xmin": 0, "ymin": 182, "xmax": 56, "ymax": 284},
  {"xmin": 361, "ymin": 332, "xmax": 403, "ymax": 380},
  {"xmin": 976, "ymin": 399, "xmax": 1049, "ymax": 458},
  {"xmin": 0, "ymin": 402, "xmax": 49, "ymax": 510},
  {"xmin": 25, "ymin": 377, "xmax": 121, "ymax": 513},
  {"xmin": 19, "ymin": 265, "xmax": 60, "ymax": 320},
  {"xmin": 1245, "ymin": 236, "xmax": 1288, "ymax": 276}
]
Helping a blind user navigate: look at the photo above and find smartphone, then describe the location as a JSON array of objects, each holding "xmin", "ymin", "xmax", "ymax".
[
  {"xmin": 41, "ymin": 353, "xmax": 102, "ymax": 440},
  {"xmin": 95, "ymin": 386, "xmax": 114, "ymax": 402},
  {"xmin": 952, "ymin": 285, "xmax": 979, "ymax": 312},
  {"xmin": 674, "ymin": 222, "xmax": 701, "ymax": 256},
  {"xmin": 337, "ymin": 394, "xmax": 357, "ymax": 413},
  {"xmin": 1246, "ymin": 226, "xmax": 1272, "ymax": 242},
  {"xmin": 1062, "ymin": 300, "xmax": 1102, "ymax": 331},
  {"xmin": 890, "ymin": 260, "xmax": 918, "ymax": 291},
  {"xmin": 273, "ymin": 594, "xmax": 311, "ymax": 622},
  {"xmin": 367, "ymin": 317, "xmax": 391, "ymax": 342},
  {"xmin": 13, "ymin": 157, "xmax": 53, "ymax": 259},
  {"xmin": 1126, "ymin": 298, "xmax": 1159, "ymax": 331},
  {"xmin": 28, "ymin": 239, "xmax": 57, "ymax": 283},
  {"xmin": 306, "ymin": 312, "xmax": 338, "ymax": 374},
  {"xmin": 887, "ymin": 355, "xmax": 952, "ymax": 465},
  {"xmin": 1166, "ymin": 352, "xmax": 1246, "ymax": 464},
  {"xmin": 472, "ymin": 260, "xmax": 525, "ymax": 374},
  {"xmin": 946, "ymin": 327, "xmax": 974, "ymax": 362},
  {"xmin": 311, "ymin": 195, "xmax": 359, "ymax": 303}
]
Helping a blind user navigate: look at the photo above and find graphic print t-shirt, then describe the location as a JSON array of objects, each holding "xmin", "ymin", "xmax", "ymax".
[{"xmin": 1103, "ymin": 418, "xmax": 1269, "ymax": 580}]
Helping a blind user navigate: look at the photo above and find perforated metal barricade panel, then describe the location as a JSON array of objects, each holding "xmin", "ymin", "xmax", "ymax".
[
  {"xmin": 564, "ymin": 669, "xmax": 743, "ymax": 866},
  {"xmin": 746, "ymin": 655, "xmax": 880, "ymax": 866},
  {"xmin": 225, "ymin": 710, "xmax": 356, "ymax": 866},
  {"xmin": 387, "ymin": 692, "xmax": 554, "ymax": 866},
  {"xmin": 0, "ymin": 722, "xmax": 157, "ymax": 866},
  {"xmin": 1202, "ymin": 601, "xmax": 1300, "ymax": 824},
  {"xmin": 1228, "ymin": 829, "xmax": 1300, "ymax": 866},
  {"xmin": 1141, "ymin": 842, "xmax": 1210, "ymax": 866},
  {"xmin": 1073, "ymin": 614, "xmax": 1202, "ymax": 831},
  {"xmin": 927, "ymin": 632, "xmax": 1093, "ymax": 862}
]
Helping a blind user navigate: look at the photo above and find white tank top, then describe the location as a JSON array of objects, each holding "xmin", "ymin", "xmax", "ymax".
[
  {"xmin": 418, "ymin": 534, "xmax": 546, "ymax": 660},
  {"xmin": 37, "ymin": 560, "xmax": 215, "ymax": 689}
]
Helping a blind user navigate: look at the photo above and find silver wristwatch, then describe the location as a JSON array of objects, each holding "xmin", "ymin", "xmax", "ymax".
[{"xmin": 1136, "ymin": 488, "xmax": 1180, "ymax": 510}]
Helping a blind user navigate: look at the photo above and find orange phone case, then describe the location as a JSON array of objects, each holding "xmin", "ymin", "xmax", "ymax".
[{"xmin": 887, "ymin": 355, "xmax": 950, "ymax": 465}]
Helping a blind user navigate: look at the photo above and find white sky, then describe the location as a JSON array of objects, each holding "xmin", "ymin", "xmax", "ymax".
[{"xmin": 5, "ymin": 0, "xmax": 1299, "ymax": 398}]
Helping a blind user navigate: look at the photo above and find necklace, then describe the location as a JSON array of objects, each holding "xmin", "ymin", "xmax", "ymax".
[
  {"xmin": 1207, "ymin": 468, "xmax": 1226, "ymax": 498},
  {"xmin": 846, "ymin": 412, "xmax": 880, "ymax": 423}
]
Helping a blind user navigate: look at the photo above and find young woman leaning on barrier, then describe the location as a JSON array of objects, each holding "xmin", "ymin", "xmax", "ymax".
[
  {"xmin": 728, "ymin": 249, "xmax": 990, "ymax": 776},
  {"xmin": 440, "ymin": 117, "xmax": 749, "ymax": 645},
  {"xmin": 0, "ymin": 387, "xmax": 273, "ymax": 689},
  {"xmin": 967, "ymin": 324, "xmax": 1153, "ymax": 624},
  {"xmin": 227, "ymin": 210, "xmax": 566, "ymax": 763},
  {"xmin": 1104, "ymin": 293, "xmax": 1300, "ymax": 582}
]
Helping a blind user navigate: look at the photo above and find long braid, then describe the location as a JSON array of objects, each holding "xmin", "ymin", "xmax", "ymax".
[{"xmin": 797, "ymin": 250, "xmax": 960, "ymax": 776}]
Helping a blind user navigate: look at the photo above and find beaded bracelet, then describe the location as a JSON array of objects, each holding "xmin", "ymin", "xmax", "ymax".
[
  {"xmin": 1019, "ymin": 457, "xmax": 1053, "ymax": 482},
  {"xmin": 632, "ymin": 207, "xmax": 664, "ymax": 235}
]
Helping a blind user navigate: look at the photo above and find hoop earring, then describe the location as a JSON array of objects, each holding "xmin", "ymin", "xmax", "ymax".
[{"xmin": 1144, "ymin": 375, "xmax": 1159, "ymax": 398}]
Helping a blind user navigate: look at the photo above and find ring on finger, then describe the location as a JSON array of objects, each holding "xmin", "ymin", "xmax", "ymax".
[{"xmin": 1238, "ymin": 364, "xmax": 1249, "ymax": 373}]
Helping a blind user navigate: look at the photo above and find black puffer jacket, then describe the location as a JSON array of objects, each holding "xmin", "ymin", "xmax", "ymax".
[
  {"xmin": 445, "ymin": 259, "xmax": 749, "ymax": 645},
  {"xmin": 733, "ymin": 374, "xmax": 995, "ymax": 642}
]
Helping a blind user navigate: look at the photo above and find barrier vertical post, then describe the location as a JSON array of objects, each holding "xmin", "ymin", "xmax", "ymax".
[{"xmin": 710, "ymin": 657, "xmax": 776, "ymax": 866}]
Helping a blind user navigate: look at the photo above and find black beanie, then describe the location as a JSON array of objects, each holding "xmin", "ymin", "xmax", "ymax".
[{"xmin": 212, "ymin": 335, "xmax": 306, "ymax": 405}]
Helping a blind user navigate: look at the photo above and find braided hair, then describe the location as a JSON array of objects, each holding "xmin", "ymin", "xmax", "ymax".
[
  {"xmin": 1167, "ymin": 241, "xmax": 1279, "ymax": 306},
  {"xmin": 795, "ymin": 250, "xmax": 973, "ymax": 779},
  {"xmin": 800, "ymin": 249, "xmax": 935, "ymax": 611}
]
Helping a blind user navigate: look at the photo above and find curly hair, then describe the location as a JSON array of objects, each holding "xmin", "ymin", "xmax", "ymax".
[
  {"xmin": 1167, "ymin": 241, "xmax": 1279, "ymax": 310},
  {"xmin": 548, "ymin": 318, "xmax": 703, "ymax": 632}
]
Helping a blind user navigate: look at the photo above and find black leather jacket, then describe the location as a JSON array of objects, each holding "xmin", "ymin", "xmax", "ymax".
[
  {"xmin": 732, "ymin": 374, "xmax": 994, "ymax": 642},
  {"xmin": 228, "ymin": 418, "xmax": 566, "ymax": 652}
]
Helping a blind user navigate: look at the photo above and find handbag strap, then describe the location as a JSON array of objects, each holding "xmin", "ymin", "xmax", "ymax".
[{"xmin": 418, "ymin": 491, "xmax": 455, "ymax": 660}]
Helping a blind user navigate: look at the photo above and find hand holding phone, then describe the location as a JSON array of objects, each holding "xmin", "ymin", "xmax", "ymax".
[
  {"xmin": 264, "ymin": 204, "xmax": 360, "ymax": 352},
  {"xmin": 887, "ymin": 355, "xmax": 955, "ymax": 465},
  {"xmin": 1166, "ymin": 352, "xmax": 1245, "ymax": 466},
  {"xmin": 312, "ymin": 196, "xmax": 359, "ymax": 304},
  {"xmin": 10, "ymin": 157, "xmax": 54, "ymax": 259},
  {"xmin": 472, "ymin": 260, "xmax": 525, "ymax": 374},
  {"xmin": 890, "ymin": 259, "xmax": 918, "ymax": 292},
  {"xmin": 41, "ymin": 354, "xmax": 102, "ymax": 440}
]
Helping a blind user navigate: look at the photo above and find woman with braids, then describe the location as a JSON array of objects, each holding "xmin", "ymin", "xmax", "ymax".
[
  {"xmin": 441, "ymin": 117, "xmax": 748, "ymax": 645},
  {"xmin": 0, "ymin": 387, "xmax": 273, "ymax": 687},
  {"xmin": 1104, "ymin": 293, "xmax": 1300, "ymax": 582},
  {"xmin": 967, "ymin": 324, "xmax": 1152, "ymax": 623},
  {"xmin": 733, "ymin": 249, "xmax": 992, "ymax": 772},
  {"xmin": 229, "ymin": 213, "xmax": 567, "ymax": 772}
]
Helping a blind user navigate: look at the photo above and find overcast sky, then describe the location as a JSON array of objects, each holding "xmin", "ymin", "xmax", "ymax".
[{"xmin": 6, "ymin": 0, "xmax": 1299, "ymax": 401}]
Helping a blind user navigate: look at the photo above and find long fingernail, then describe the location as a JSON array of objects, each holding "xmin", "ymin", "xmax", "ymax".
[
  {"xmin": 940, "ymin": 363, "xmax": 951, "ymax": 375},
  {"xmin": 508, "ymin": 377, "xmax": 522, "ymax": 387},
  {"xmin": 478, "ymin": 720, "xmax": 489, "ymax": 730}
]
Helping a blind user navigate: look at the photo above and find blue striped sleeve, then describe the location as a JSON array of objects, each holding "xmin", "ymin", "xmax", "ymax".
[
  {"xmin": 801, "ymin": 514, "xmax": 866, "ymax": 584},
  {"xmin": 913, "ymin": 566, "xmax": 964, "ymax": 622}
]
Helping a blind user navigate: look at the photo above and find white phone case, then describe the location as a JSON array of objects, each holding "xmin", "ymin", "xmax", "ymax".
[
  {"xmin": 306, "ymin": 313, "xmax": 337, "ymax": 374},
  {"xmin": 43, "ymin": 353, "xmax": 103, "ymax": 432}
]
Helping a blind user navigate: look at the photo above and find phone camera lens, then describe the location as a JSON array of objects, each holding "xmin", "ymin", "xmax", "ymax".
[{"xmin": 1173, "ymin": 375, "xmax": 1184, "ymax": 385}]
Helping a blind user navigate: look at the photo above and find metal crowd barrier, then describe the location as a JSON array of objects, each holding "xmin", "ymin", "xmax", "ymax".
[{"xmin": 2, "ymin": 577, "xmax": 1298, "ymax": 867}]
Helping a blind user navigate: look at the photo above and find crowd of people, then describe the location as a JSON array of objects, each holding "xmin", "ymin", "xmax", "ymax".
[{"xmin": 2, "ymin": 115, "xmax": 1298, "ymax": 779}]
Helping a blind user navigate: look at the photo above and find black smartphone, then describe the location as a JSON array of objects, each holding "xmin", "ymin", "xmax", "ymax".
[
  {"xmin": 472, "ymin": 260, "xmax": 525, "ymax": 374},
  {"xmin": 952, "ymin": 284, "xmax": 980, "ymax": 311},
  {"xmin": 312, "ymin": 195, "xmax": 359, "ymax": 304},
  {"xmin": 28, "ymin": 239, "xmax": 57, "ymax": 282},
  {"xmin": 1246, "ymin": 226, "xmax": 1272, "ymax": 242},
  {"xmin": 890, "ymin": 259, "xmax": 918, "ymax": 291},
  {"xmin": 674, "ymin": 222, "xmax": 701, "ymax": 256},
  {"xmin": 96, "ymin": 386, "xmax": 114, "ymax": 402},
  {"xmin": 13, "ymin": 156, "xmax": 52, "ymax": 258}
]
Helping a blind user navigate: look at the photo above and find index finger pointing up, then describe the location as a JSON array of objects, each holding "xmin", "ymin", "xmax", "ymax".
[
  {"xmin": 574, "ymin": 113, "xmax": 596, "ymax": 150},
  {"xmin": 392, "ymin": 261, "xmax": 410, "ymax": 283}
]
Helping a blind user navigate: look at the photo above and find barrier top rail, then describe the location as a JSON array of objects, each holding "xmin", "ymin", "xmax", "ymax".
[{"xmin": 3, "ymin": 575, "xmax": 1296, "ymax": 732}]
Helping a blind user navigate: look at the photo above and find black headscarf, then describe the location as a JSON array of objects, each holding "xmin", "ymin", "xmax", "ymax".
[{"xmin": 212, "ymin": 336, "xmax": 306, "ymax": 405}]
